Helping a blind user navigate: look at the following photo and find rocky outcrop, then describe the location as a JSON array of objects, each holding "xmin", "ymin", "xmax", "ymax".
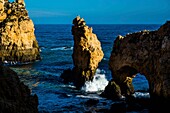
[
  {"xmin": 0, "ymin": 66, "xmax": 38, "ymax": 113},
  {"xmin": 0, "ymin": 0, "xmax": 41, "ymax": 65},
  {"xmin": 61, "ymin": 16, "xmax": 104, "ymax": 89},
  {"xmin": 102, "ymin": 21, "xmax": 170, "ymax": 110},
  {"xmin": 71, "ymin": 16, "xmax": 104, "ymax": 88}
]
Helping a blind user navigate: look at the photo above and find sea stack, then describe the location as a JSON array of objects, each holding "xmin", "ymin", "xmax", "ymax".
[
  {"xmin": 71, "ymin": 16, "xmax": 104, "ymax": 88},
  {"xmin": 0, "ymin": 66, "xmax": 38, "ymax": 113},
  {"xmin": 102, "ymin": 21, "xmax": 170, "ymax": 110},
  {"xmin": 0, "ymin": 0, "xmax": 41, "ymax": 65}
]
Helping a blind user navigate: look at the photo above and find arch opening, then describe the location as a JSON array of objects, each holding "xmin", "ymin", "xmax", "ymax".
[
  {"xmin": 115, "ymin": 66, "xmax": 150, "ymax": 98},
  {"xmin": 132, "ymin": 73, "xmax": 150, "ymax": 98}
]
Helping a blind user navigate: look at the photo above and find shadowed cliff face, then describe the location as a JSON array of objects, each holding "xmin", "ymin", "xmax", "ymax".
[
  {"xmin": 103, "ymin": 21, "xmax": 170, "ymax": 108},
  {"xmin": 71, "ymin": 16, "xmax": 104, "ymax": 88},
  {"xmin": 0, "ymin": 66, "xmax": 38, "ymax": 113},
  {"xmin": 0, "ymin": 0, "xmax": 41, "ymax": 64}
]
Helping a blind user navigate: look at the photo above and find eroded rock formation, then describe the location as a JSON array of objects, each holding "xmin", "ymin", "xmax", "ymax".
[
  {"xmin": 102, "ymin": 21, "xmax": 170, "ymax": 109},
  {"xmin": 61, "ymin": 16, "xmax": 104, "ymax": 89},
  {"xmin": 0, "ymin": 66, "xmax": 38, "ymax": 113},
  {"xmin": 0, "ymin": 0, "xmax": 40, "ymax": 64},
  {"xmin": 71, "ymin": 16, "xmax": 104, "ymax": 88}
]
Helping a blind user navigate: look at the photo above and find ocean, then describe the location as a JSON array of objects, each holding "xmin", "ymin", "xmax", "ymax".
[{"xmin": 10, "ymin": 24, "xmax": 161, "ymax": 113}]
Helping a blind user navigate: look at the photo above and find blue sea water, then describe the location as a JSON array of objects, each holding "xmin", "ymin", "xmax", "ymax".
[{"xmin": 10, "ymin": 24, "xmax": 161, "ymax": 113}]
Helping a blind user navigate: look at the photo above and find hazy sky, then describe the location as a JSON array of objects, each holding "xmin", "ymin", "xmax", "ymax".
[{"xmin": 18, "ymin": 0, "xmax": 170, "ymax": 24}]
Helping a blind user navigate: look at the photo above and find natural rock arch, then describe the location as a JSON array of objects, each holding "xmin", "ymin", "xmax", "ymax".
[{"xmin": 102, "ymin": 21, "xmax": 170, "ymax": 110}]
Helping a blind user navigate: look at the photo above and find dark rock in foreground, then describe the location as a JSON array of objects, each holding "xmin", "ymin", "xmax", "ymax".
[
  {"xmin": 0, "ymin": 0, "xmax": 41, "ymax": 65},
  {"xmin": 0, "ymin": 66, "xmax": 38, "ymax": 113},
  {"xmin": 102, "ymin": 21, "xmax": 170, "ymax": 111}
]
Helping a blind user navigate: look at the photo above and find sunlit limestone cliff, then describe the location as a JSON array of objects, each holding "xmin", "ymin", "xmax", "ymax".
[
  {"xmin": 0, "ymin": 0, "xmax": 40, "ymax": 65},
  {"xmin": 61, "ymin": 16, "xmax": 104, "ymax": 89}
]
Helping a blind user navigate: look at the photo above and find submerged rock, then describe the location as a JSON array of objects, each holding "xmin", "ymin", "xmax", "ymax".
[
  {"xmin": 0, "ymin": 0, "xmax": 41, "ymax": 65},
  {"xmin": 100, "ymin": 79, "xmax": 122, "ymax": 99},
  {"xmin": 0, "ymin": 66, "xmax": 38, "ymax": 113},
  {"xmin": 103, "ymin": 21, "xmax": 170, "ymax": 110}
]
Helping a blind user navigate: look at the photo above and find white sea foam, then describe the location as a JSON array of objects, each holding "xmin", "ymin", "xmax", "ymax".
[
  {"xmin": 51, "ymin": 47, "xmax": 73, "ymax": 51},
  {"xmin": 76, "ymin": 94, "xmax": 102, "ymax": 99},
  {"xmin": 81, "ymin": 69, "xmax": 109, "ymax": 93},
  {"xmin": 3, "ymin": 60, "xmax": 17, "ymax": 65},
  {"xmin": 3, "ymin": 60, "xmax": 8, "ymax": 64},
  {"xmin": 3, "ymin": 60, "xmax": 31, "ymax": 66},
  {"xmin": 133, "ymin": 92, "xmax": 150, "ymax": 99}
]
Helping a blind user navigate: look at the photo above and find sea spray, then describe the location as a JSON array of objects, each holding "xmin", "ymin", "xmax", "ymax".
[{"xmin": 81, "ymin": 69, "xmax": 109, "ymax": 93}]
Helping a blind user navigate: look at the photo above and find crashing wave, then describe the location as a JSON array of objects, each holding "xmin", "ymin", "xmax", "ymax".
[{"xmin": 81, "ymin": 69, "xmax": 108, "ymax": 93}]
